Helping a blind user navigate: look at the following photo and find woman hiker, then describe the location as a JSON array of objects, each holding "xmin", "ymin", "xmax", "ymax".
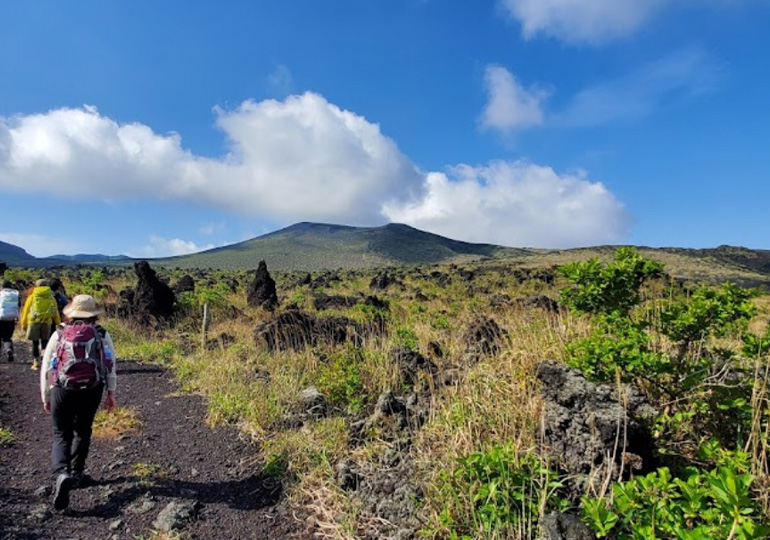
[
  {"xmin": 20, "ymin": 279, "xmax": 61, "ymax": 370},
  {"xmin": 40, "ymin": 294, "xmax": 117, "ymax": 510}
]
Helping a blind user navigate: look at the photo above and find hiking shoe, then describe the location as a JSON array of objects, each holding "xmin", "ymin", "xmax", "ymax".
[
  {"xmin": 30, "ymin": 361, "xmax": 39, "ymax": 371},
  {"xmin": 71, "ymin": 472, "xmax": 92, "ymax": 489},
  {"xmin": 52, "ymin": 473, "xmax": 73, "ymax": 510}
]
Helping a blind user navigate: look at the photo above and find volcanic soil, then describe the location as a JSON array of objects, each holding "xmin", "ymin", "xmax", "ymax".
[{"xmin": 0, "ymin": 342, "xmax": 309, "ymax": 540}]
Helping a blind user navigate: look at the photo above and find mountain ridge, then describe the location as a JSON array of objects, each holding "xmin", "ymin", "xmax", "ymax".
[{"xmin": 2, "ymin": 224, "xmax": 770, "ymax": 288}]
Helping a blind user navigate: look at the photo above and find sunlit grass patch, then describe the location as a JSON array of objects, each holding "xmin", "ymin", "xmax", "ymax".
[
  {"xmin": 132, "ymin": 461, "xmax": 172, "ymax": 487},
  {"xmin": 120, "ymin": 338, "xmax": 183, "ymax": 365},
  {"xmin": 263, "ymin": 417, "xmax": 350, "ymax": 482},
  {"xmin": 0, "ymin": 426, "xmax": 15, "ymax": 446},
  {"xmin": 93, "ymin": 406, "xmax": 142, "ymax": 439},
  {"xmin": 134, "ymin": 529, "xmax": 186, "ymax": 540}
]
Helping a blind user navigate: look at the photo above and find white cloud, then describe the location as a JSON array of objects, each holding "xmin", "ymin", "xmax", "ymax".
[
  {"xmin": 383, "ymin": 160, "xmax": 630, "ymax": 248},
  {"xmin": 267, "ymin": 65, "xmax": 295, "ymax": 96},
  {"xmin": 199, "ymin": 222, "xmax": 226, "ymax": 236},
  {"xmin": 484, "ymin": 49, "xmax": 719, "ymax": 130},
  {"xmin": 499, "ymin": 0, "xmax": 756, "ymax": 44},
  {"xmin": 558, "ymin": 48, "xmax": 720, "ymax": 126},
  {"xmin": 0, "ymin": 232, "xmax": 84, "ymax": 258},
  {"xmin": 0, "ymin": 93, "xmax": 632, "ymax": 248},
  {"xmin": 0, "ymin": 93, "xmax": 424, "ymax": 225},
  {"xmin": 481, "ymin": 65, "xmax": 548, "ymax": 132},
  {"xmin": 500, "ymin": 0, "xmax": 665, "ymax": 44},
  {"xmin": 131, "ymin": 235, "xmax": 216, "ymax": 258}
]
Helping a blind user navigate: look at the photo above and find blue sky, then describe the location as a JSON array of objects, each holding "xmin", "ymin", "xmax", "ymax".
[{"xmin": 1, "ymin": 0, "xmax": 769, "ymax": 257}]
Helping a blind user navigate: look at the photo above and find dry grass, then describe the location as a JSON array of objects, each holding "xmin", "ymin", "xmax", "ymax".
[
  {"xmin": 90, "ymin": 261, "xmax": 770, "ymax": 539},
  {"xmin": 92, "ymin": 406, "xmax": 142, "ymax": 439},
  {"xmin": 135, "ymin": 530, "xmax": 186, "ymax": 540},
  {"xmin": 413, "ymin": 308, "xmax": 575, "ymax": 529}
]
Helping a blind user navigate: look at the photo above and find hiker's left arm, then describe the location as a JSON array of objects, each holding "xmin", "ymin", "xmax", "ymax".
[
  {"xmin": 40, "ymin": 332, "xmax": 59, "ymax": 412},
  {"xmin": 103, "ymin": 332, "xmax": 117, "ymax": 410}
]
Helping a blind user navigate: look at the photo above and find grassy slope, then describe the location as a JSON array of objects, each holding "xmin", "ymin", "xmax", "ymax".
[
  {"xmin": 152, "ymin": 222, "xmax": 522, "ymax": 271},
  {"xmin": 502, "ymin": 245, "xmax": 770, "ymax": 288},
  {"xmin": 3, "ymin": 221, "xmax": 770, "ymax": 288}
]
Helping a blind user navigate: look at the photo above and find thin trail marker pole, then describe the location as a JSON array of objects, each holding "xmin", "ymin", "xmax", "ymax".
[{"xmin": 201, "ymin": 303, "xmax": 209, "ymax": 351}]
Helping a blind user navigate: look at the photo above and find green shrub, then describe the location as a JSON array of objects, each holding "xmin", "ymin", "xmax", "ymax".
[
  {"xmin": 431, "ymin": 446, "xmax": 569, "ymax": 540},
  {"xmin": 2, "ymin": 268, "xmax": 38, "ymax": 284},
  {"xmin": 743, "ymin": 329, "xmax": 770, "ymax": 359},
  {"xmin": 582, "ymin": 466, "xmax": 769, "ymax": 539},
  {"xmin": 394, "ymin": 327, "xmax": 419, "ymax": 350},
  {"xmin": 177, "ymin": 282, "xmax": 233, "ymax": 315},
  {"xmin": 559, "ymin": 247, "xmax": 663, "ymax": 316},
  {"xmin": 567, "ymin": 314, "xmax": 667, "ymax": 383},
  {"xmin": 659, "ymin": 283, "xmax": 755, "ymax": 360},
  {"xmin": 316, "ymin": 347, "xmax": 365, "ymax": 413}
]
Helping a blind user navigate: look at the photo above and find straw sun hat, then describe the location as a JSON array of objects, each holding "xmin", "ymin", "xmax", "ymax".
[{"xmin": 63, "ymin": 295, "xmax": 104, "ymax": 319}]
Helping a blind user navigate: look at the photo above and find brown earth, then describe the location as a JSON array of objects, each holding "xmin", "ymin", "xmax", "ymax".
[{"xmin": 0, "ymin": 342, "xmax": 309, "ymax": 540}]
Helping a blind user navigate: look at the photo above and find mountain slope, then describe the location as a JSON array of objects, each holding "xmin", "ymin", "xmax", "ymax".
[
  {"xmin": 509, "ymin": 245, "xmax": 770, "ymax": 289},
  {"xmin": 43, "ymin": 254, "xmax": 132, "ymax": 263},
  {"xmin": 0, "ymin": 240, "xmax": 37, "ymax": 266},
  {"xmin": 156, "ymin": 222, "xmax": 521, "ymax": 270},
  {"xmin": 3, "ymin": 224, "xmax": 770, "ymax": 288}
]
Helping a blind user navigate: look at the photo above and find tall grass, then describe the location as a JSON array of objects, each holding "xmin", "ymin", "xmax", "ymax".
[{"xmin": 72, "ymin": 260, "xmax": 770, "ymax": 539}]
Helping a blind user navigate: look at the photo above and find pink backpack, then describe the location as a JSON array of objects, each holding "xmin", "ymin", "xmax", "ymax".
[{"xmin": 50, "ymin": 323, "xmax": 110, "ymax": 390}]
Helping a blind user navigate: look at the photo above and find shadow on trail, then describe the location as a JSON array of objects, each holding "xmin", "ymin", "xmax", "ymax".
[
  {"xmin": 114, "ymin": 365, "xmax": 167, "ymax": 375},
  {"xmin": 66, "ymin": 472, "xmax": 282, "ymax": 519}
]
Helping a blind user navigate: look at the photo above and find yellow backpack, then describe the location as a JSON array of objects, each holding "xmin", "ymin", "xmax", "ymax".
[{"xmin": 29, "ymin": 287, "xmax": 57, "ymax": 324}]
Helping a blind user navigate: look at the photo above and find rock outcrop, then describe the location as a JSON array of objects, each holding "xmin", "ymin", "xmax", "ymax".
[
  {"xmin": 247, "ymin": 260, "xmax": 278, "ymax": 311},
  {"xmin": 537, "ymin": 362, "xmax": 657, "ymax": 498},
  {"xmin": 129, "ymin": 261, "xmax": 176, "ymax": 326}
]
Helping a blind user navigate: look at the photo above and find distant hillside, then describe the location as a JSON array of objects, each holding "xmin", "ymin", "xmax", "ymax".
[
  {"xmin": 511, "ymin": 245, "xmax": 770, "ymax": 289},
  {"xmin": 2, "ymin": 224, "xmax": 770, "ymax": 288},
  {"xmin": 0, "ymin": 240, "xmax": 37, "ymax": 266},
  {"xmin": 43, "ymin": 254, "xmax": 132, "ymax": 263},
  {"xmin": 0, "ymin": 240, "xmax": 128, "ymax": 268},
  {"xmin": 155, "ymin": 222, "xmax": 524, "ymax": 270}
]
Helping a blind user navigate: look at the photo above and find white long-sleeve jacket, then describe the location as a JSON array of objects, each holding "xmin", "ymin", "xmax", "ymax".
[{"xmin": 40, "ymin": 326, "xmax": 117, "ymax": 404}]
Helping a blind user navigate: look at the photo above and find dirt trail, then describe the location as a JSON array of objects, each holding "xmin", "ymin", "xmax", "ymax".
[{"xmin": 0, "ymin": 342, "xmax": 305, "ymax": 540}]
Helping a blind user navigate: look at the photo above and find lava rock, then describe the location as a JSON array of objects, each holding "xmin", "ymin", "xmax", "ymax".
[
  {"xmin": 247, "ymin": 260, "xmax": 278, "ymax": 311},
  {"xmin": 539, "ymin": 512, "xmax": 596, "ymax": 540},
  {"xmin": 131, "ymin": 261, "xmax": 176, "ymax": 325},
  {"xmin": 537, "ymin": 362, "xmax": 657, "ymax": 498},
  {"xmin": 152, "ymin": 500, "xmax": 201, "ymax": 532}
]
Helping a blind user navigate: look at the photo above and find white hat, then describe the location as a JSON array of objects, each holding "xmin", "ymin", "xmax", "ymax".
[{"xmin": 63, "ymin": 295, "xmax": 104, "ymax": 318}]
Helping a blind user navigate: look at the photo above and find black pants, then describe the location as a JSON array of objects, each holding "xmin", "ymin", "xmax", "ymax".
[
  {"xmin": 0, "ymin": 320, "xmax": 13, "ymax": 360},
  {"xmin": 31, "ymin": 339, "xmax": 43, "ymax": 360},
  {"xmin": 50, "ymin": 385, "xmax": 104, "ymax": 478}
]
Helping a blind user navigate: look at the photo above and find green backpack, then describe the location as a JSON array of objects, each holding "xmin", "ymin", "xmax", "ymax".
[{"xmin": 30, "ymin": 288, "xmax": 56, "ymax": 324}]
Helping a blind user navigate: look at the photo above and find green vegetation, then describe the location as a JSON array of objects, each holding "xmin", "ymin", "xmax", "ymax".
[
  {"xmin": 559, "ymin": 246, "xmax": 663, "ymax": 315},
  {"xmin": 5, "ymin": 243, "xmax": 770, "ymax": 539},
  {"xmin": 93, "ymin": 406, "xmax": 142, "ymax": 439},
  {"xmin": 432, "ymin": 446, "xmax": 569, "ymax": 539},
  {"xmin": 0, "ymin": 425, "xmax": 15, "ymax": 446},
  {"xmin": 583, "ymin": 465, "xmax": 768, "ymax": 539}
]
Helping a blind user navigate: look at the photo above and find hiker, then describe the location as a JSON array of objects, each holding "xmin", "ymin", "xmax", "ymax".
[
  {"xmin": 40, "ymin": 294, "xmax": 117, "ymax": 511},
  {"xmin": 20, "ymin": 279, "xmax": 61, "ymax": 370},
  {"xmin": 50, "ymin": 278, "xmax": 69, "ymax": 318},
  {"xmin": 0, "ymin": 280, "xmax": 20, "ymax": 362}
]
